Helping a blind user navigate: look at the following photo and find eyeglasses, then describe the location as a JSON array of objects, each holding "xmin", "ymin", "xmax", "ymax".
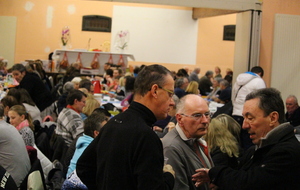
[
  {"xmin": 158, "ymin": 85, "xmax": 174, "ymax": 98},
  {"xmin": 180, "ymin": 112, "xmax": 211, "ymax": 121}
]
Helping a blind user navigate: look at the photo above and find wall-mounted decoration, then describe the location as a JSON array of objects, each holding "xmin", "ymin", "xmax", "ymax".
[
  {"xmin": 223, "ymin": 25, "xmax": 236, "ymax": 41},
  {"xmin": 82, "ymin": 15, "xmax": 112, "ymax": 32}
]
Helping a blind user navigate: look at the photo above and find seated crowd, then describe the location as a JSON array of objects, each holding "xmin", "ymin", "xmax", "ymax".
[{"xmin": 0, "ymin": 58, "xmax": 300, "ymax": 190}]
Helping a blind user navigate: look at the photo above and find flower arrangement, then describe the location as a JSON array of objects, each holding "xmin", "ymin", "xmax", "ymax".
[
  {"xmin": 114, "ymin": 30, "xmax": 130, "ymax": 51},
  {"xmin": 61, "ymin": 26, "xmax": 70, "ymax": 46}
]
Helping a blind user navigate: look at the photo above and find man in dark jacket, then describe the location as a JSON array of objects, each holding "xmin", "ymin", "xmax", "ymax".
[
  {"xmin": 11, "ymin": 64, "xmax": 55, "ymax": 113},
  {"xmin": 192, "ymin": 88, "xmax": 300, "ymax": 190},
  {"xmin": 285, "ymin": 95, "xmax": 300, "ymax": 127},
  {"xmin": 77, "ymin": 64, "xmax": 175, "ymax": 190}
]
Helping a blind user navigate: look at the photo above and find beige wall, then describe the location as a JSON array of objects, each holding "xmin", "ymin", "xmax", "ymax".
[
  {"xmin": 0, "ymin": 0, "xmax": 235, "ymax": 76},
  {"xmin": 260, "ymin": 0, "xmax": 300, "ymax": 86}
]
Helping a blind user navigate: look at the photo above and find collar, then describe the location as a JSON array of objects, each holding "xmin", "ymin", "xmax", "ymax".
[
  {"xmin": 16, "ymin": 119, "xmax": 29, "ymax": 131},
  {"xmin": 258, "ymin": 122, "xmax": 293, "ymax": 148},
  {"xmin": 128, "ymin": 101, "xmax": 157, "ymax": 127},
  {"xmin": 175, "ymin": 123, "xmax": 204, "ymax": 146},
  {"xmin": 67, "ymin": 105, "xmax": 80, "ymax": 114}
]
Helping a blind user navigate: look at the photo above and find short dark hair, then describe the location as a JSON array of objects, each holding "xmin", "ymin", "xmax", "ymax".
[
  {"xmin": 106, "ymin": 69, "xmax": 113, "ymax": 77},
  {"xmin": 79, "ymin": 79, "xmax": 92, "ymax": 92},
  {"xmin": 83, "ymin": 112, "xmax": 105, "ymax": 137},
  {"xmin": 251, "ymin": 66, "xmax": 264, "ymax": 77},
  {"xmin": 134, "ymin": 64, "xmax": 172, "ymax": 96},
  {"xmin": 66, "ymin": 89, "xmax": 87, "ymax": 105},
  {"xmin": 11, "ymin": 63, "xmax": 26, "ymax": 73},
  {"xmin": 245, "ymin": 88, "xmax": 284, "ymax": 124},
  {"xmin": 1, "ymin": 95, "xmax": 19, "ymax": 108}
]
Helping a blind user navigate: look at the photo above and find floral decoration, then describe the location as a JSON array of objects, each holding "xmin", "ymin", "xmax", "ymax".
[
  {"xmin": 114, "ymin": 30, "xmax": 130, "ymax": 51},
  {"xmin": 61, "ymin": 26, "xmax": 70, "ymax": 46}
]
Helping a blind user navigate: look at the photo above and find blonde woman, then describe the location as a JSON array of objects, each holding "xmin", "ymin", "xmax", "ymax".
[
  {"xmin": 205, "ymin": 114, "xmax": 242, "ymax": 169},
  {"xmin": 185, "ymin": 81, "xmax": 200, "ymax": 95},
  {"xmin": 80, "ymin": 96, "xmax": 100, "ymax": 120}
]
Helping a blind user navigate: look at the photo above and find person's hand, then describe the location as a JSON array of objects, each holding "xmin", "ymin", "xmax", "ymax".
[
  {"xmin": 163, "ymin": 164, "xmax": 175, "ymax": 178},
  {"xmin": 192, "ymin": 168, "xmax": 210, "ymax": 187},
  {"xmin": 153, "ymin": 126, "xmax": 163, "ymax": 132},
  {"xmin": 167, "ymin": 122, "xmax": 175, "ymax": 132}
]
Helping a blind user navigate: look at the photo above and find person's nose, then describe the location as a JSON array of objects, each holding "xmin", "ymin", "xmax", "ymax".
[
  {"xmin": 169, "ymin": 97, "xmax": 175, "ymax": 106},
  {"xmin": 242, "ymin": 119, "xmax": 250, "ymax": 130}
]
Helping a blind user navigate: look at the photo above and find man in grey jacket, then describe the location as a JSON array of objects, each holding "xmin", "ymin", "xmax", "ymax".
[{"xmin": 162, "ymin": 94, "xmax": 213, "ymax": 190}]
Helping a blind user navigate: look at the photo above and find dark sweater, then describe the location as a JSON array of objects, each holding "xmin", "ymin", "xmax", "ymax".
[
  {"xmin": 18, "ymin": 72, "xmax": 54, "ymax": 111},
  {"xmin": 76, "ymin": 101, "xmax": 174, "ymax": 190}
]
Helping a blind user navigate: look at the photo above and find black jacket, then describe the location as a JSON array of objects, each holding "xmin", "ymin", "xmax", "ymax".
[
  {"xmin": 77, "ymin": 101, "xmax": 174, "ymax": 190},
  {"xmin": 209, "ymin": 123, "xmax": 300, "ymax": 190}
]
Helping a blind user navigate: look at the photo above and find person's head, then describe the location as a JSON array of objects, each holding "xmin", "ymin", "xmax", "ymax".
[
  {"xmin": 8, "ymin": 104, "xmax": 34, "ymax": 130},
  {"xmin": 205, "ymin": 114, "xmax": 240, "ymax": 158},
  {"xmin": 106, "ymin": 69, "xmax": 113, "ymax": 77},
  {"xmin": 251, "ymin": 66, "xmax": 264, "ymax": 77},
  {"xmin": 205, "ymin": 70, "xmax": 214, "ymax": 78},
  {"xmin": 82, "ymin": 96, "xmax": 100, "ymax": 117},
  {"xmin": 71, "ymin": 77, "xmax": 82, "ymax": 90},
  {"xmin": 7, "ymin": 88, "xmax": 21, "ymax": 103},
  {"xmin": 176, "ymin": 94, "xmax": 210, "ymax": 139},
  {"xmin": 79, "ymin": 79, "xmax": 94, "ymax": 94},
  {"xmin": 66, "ymin": 89, "xmax": 87, "ymax": 113},
  {"xmin": 104, "ymin": 62, "xmax": 111, "ymax": 71},
  {"xmin": 18, "ymin": 89, "xmax": 36, "ymax": 106},
  {"xmin": 92, "ymin": 107, "xmax": 111, "ymax": 124},
  {"xmin": 124, "ymin": 76, "xmax": 135, "ymax": 92},
  {"xmin": 213, "ymin": 114, "xmax": 241, "ymax": 143},
  {"xmin": 176, "ymin": 68, "xmax": 188, "ymax": 78},
  {"xmin": 175, "ymin": 77, "xmax": 189, "ymax": 89},
  {"xmin": 83, "ymin": 112, "xmax": 106, "ymax": 138},
  {"xmin": 63, "ymin": 81, "xmax": 75, "ymax": 94},
  {"xmin": 219, "ymin": 80, "xmax": 230, "ymax": 90},
  {"xmin": 11, "ymin": 64, "xmax": 27, "ymax": 83},
  {"xmin": 242, "ymin": 88, "xmax": 284, "ymax": 145},
  {"xmin": 169, "ymin": 95, "xmax": 180, "ymax": 117},
  {"xmin": 212, "ymin": 77, "xmax": 223, "ymax": 88},
  {"xmin": 194, "ymin": 67, "xmax": 201, "ymax": 74},
  {"xmin": 185, "ymin": 81, "xmax": 199, "ymax": 94},
  {"xmin": 215, "ymin": 66, "xmax": 221, "ymax": 75},
  {"xmin": 286, "ymin": 95, "xmax": 299, "ymax": 114},
  {"xmin": 133, "ymin": 64, "xmax": 175, "ymax": 120},
  {"xmin": 113, "ymin": 69, "xmax": 120, "ymax": 79},
  {"xmin": 226, "ymin": 68, "xmax": 233, "ymax": 75},
  {"xmin": 1, "ymin": 95, "xmax": 19, "ymax": 116}
]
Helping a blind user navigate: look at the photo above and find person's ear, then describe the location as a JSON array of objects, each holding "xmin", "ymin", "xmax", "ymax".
[
  {"xmin": 269, "ymin": 111, "xmax": 279, "ymax": 126},
  {"xmin": 150, "ymin": 84, "xmax": 159, "ymax": 98}
]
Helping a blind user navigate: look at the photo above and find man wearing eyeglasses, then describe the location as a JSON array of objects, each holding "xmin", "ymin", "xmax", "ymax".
[
  {"xmin": 192, "ymin": 88, "xmax": 300, "ymax": 189},
  {"xmin": 77, "ymin": 64, "xmax": 176, "ymax": 190},
  {"xmin": 162, "ymin": 94, "xmax": 213, "ymax": 190}
]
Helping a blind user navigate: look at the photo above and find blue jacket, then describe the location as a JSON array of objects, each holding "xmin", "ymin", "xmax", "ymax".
[{"xmin": 67, "ymin": 134, "xmax": 93, "ymax": 177}]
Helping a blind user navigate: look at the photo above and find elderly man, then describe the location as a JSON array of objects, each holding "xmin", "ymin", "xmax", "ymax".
[
  {"xmin": 77, "ymin": 65, "xmax": 175, "ymax": 190},
  {"xmin": 55, "ymin": 89, "xmax": 87, "ymax": 146},
  {"xmin": 285, "ymin": 95, "xmax": 300, "ymax": 127},
  {"xmin": 162, "ymin": 94, "xmax": 212, "ymax": 190},
  {"xmin": 192, "ymin": 88, "xmax": 300, "ymax": 189}
]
